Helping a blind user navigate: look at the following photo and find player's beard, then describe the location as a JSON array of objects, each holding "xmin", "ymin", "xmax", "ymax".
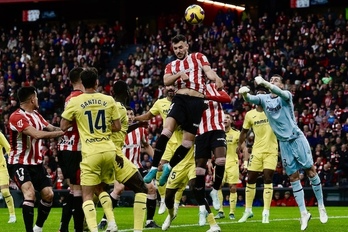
[
  {"xmin": 177, "ymin": 50, "xmax": 188, "ymax": 60},
  {"xmin": 167, "ymin": 90, "xmax": 174, "ymax": 97}
]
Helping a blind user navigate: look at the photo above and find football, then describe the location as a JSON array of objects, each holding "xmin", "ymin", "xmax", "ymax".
[{"xmin": 184, "ymin": 4, "xmax": 205, "ymax": 25}]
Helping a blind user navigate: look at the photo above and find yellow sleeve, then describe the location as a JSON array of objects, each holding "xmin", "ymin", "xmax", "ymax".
[{"xmin": 0, "ymin": 132, "xmax": 10, "ymax": 155}]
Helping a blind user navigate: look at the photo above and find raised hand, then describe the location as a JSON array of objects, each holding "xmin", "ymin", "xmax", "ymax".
[{"xmin": 238, "ymin": 86, "xmax": 250, "ymax": 94}]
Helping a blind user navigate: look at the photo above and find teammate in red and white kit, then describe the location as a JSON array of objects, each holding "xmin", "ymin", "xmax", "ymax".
[
  {"xmin": 7, "ymin": 86, "xmax": 64, "ymax": 232},
  {"xmin": 190, "ymin": 82, "xmax": 230, "ymax": 232},
  {"xmin": 124, "ymin": 107, "xmax": 160, "ymax": 228},
  {"xmin": 57, "ymin": 67, "xmax": 85, "ymax": 232},
  {"xmin": 144, "ymin": 33, "xmax": 224, "ymax": 185}
]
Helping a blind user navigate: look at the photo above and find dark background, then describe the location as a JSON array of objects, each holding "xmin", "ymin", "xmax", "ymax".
[{"xmin": 0, "ymin": 0, "xmax": 347, "ymax": 42}]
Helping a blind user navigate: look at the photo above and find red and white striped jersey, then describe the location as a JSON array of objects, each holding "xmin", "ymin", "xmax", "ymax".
[
  {"xmin": 123, "ymin": 127, "xmax": 148, "ymax": 169},
  {"xmin": 8, "ymin": 109, "xmax": 49, "ymax": 165},
  {"xmin": 58, "ymin": 90, "xmax": 83, "ymax": 151},
  {"xmin": 197, "ymin": 83, "xmax": 226, "ymax": 136},
  {"xmin": 165, "ymin": 52, "xmax": 209, "ymax": 94}
]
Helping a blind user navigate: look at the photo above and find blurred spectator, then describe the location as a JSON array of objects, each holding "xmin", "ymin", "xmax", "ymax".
[
  {"xmin": 179, "ymin": 194, "xmax": 192, "ymax": 206},
  {"xmin": 319, "ymin": 163, "xmax": 334, "ymax": 187},
  {"xmin": 280, "ymin": 191, "xmax": 297, "ymax": 206},
  {"xmin": 223, "ymin": 194, "xmax": 230, "ymax": 206},
  {"xmin": 236, "ymin": 195, "xmax": 245, "ymax": 207},
  {"xmin": 271, "ymin": 191, "xmax": 283, "ymax": 207}
]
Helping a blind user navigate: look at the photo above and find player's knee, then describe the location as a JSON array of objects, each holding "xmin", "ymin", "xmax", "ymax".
[
  {"xmin": 229, "ymin": 184, "xmax": 237, "ymax": 193},
  {"xmin": 42, "ymin": 188, "xmax": 54, "ymax": 202},
  {"xmin": 215, "ymin": 157, "xmax": 226, "ymax": 166},
  {"xmin": 1, "ymin": 188, "xmax": 10, "ymax": 197}
]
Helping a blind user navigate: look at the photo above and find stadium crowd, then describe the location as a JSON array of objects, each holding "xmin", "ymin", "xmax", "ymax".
[{"xmin": 1, "ymin": 6, "xmax": 348, "ymax": 199}]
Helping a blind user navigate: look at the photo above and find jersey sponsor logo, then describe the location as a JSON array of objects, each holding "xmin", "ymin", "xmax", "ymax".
[
  {"xmin": 253, "ymin": 118, "xmax": 268, "ymax": 125},
  {"xmin": 17, "ymin": 119, "xmax": 23, "ymax": 128},
  {"xmin": 58, "ymin": 139, "xmax": 75, "ymax": 145},
  {"xmin": 85, "ymin": 136, "xmax": 111, "ymax": 143},
  {"xmin": 266, "ymin": 104, "xmax": 281, "ymax": 112}
]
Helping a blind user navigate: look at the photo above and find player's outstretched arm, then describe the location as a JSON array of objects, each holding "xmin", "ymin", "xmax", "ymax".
[
  {"xmin": 127, "ymin": 121, "xmax": 148, "ymax": 133},
  {"xmin": 254, "ymin": 75, "xmax": 290, "ymax": 100}
]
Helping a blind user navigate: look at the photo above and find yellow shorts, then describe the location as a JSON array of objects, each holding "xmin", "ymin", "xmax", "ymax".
[
  {"xmin": 114, "ymin": 153, "xmax": 138, "ymax": 183},
  {"xmin": 248, "ymin": 152, "xmax": 278, "ymax": 172},
  {"xmin": 80, "ymin": 150, "xmax": 117, "ymax": 186},
  {"xmin": 0, "ymin": 158, "xmax": 9, "ymax": 186},
  {"xmin": 166, "ymin": 161, "xmax": 195, "ymax": 190},
  {"xmin": 222, "ymin": 162, "xmax": 239, "ymax": 185},
  {"xmin": 162, "ymin": 143, "xmax": 176, "ymax": 162},
  {"xmin": 162, "ymin": 130, "xmax": 183, "ymax": 162}
]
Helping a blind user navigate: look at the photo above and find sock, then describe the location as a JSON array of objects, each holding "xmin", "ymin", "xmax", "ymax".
[
  {"xmin": 217, "ymin": 189, "xmax": 223, "ymax": 212},
  {"xmin": 99, "ymin": 191, "xmax": 114, "ymax": 222},
  {"xmin": 134, "ymin": 193, "xmax": 147, "ymax": 231},
  {"xmin": 206, "ymin": 213, "xmax": 216, "ymax": 226},
  {"xmin": 213, "ymin": 165, "xmax": 225, "ymax": 190},
  {"xmin": 72, "ymin": 195, "xmax": 84, "ymax": 231},
  {"xmin": 309, "ymin": 174, "xmax": 324, "ymax": 207},
  {"xmin": 36, "ymin": 199, "xmax": 52, "ymax": 227},
  {"xmin": 263, "ymin": 183, "xmax": 273, "ymax": 211},
  {"xmin": 175, "ymin": 187, "xmax": 185, "ymax": 204},
  {"xmin": 82, "ymin": 200, "xmax": 97, "ymax": 232},
  {"xmin": 156, "ymin": 171, "xmax": 166, "ymax": 196},
  {"xmin": 22, "ymin": 200, "xmax": 35, "ymax": 232},
  {"xmin": 291, "ymin": 180, "xmax": 307, "ymax": 213},
  {"xmin": 169, "ymin": 145, "xmax": 190, "ymax": 168},
  {"xmin": 152, "ymin": 135, "xmax": 170, "ymax": 167},
  {"xmin": 59, "ymin": 193, "xmax": 73, "ymax": 231},
  {"xmin": 192, "ymin": 175, "xmax": 206, "ymax": 205},
  {"xmin": 229, "ymin": 192, "xmax": 237, "ymax": 215},
  {"xmin": 263, "ymin": 209, "xmax": 270, "ymax": 215},
  {"xmin": 245, "ymin": 183, "xmax": 256, "ymax": 209},
  {"xmin": 2, "ymin": 188, "xmax": 15, "ymax": 215},
  {"xmin": 146, "ymin": 196, "xmax": 157, "ymax": 221},
  {"xmin": 110, "ymin": 194, "xmax": 120, "ymax": 208},
  {"xmin": 102, "ymin": 192, "xmax": 119, "ymax": 220}
]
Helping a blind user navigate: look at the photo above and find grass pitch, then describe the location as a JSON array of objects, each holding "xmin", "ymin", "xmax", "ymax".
[{"xmin": 0, "ymin": 206, "xmax": 346, "ymax": 231}]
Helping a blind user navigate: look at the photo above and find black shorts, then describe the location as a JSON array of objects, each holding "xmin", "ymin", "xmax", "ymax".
[
  {"xmin": 57, "ymin": 150, "xmax": 82, "ymax": 185},
  {"xmin": 8, "ymin": 163, "xmax": 52, "ymax": 191},
  {"xmin": 168, "ymin": 94, "xmax": 206, "ymax": 135},
  {"xmin": 195, "ymin": 130, "xmax": 226, "ymax": 159}
]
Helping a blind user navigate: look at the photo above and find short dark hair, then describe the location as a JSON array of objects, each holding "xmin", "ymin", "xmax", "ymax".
[
  {"xmin": 126, "ymin": 106, "xmax": 135, "ymax": 114},
  {"xmin": 113, "ymin": 80, "xmax": 130, "ymax": 105},
  {"xmin": 80, "ymin": 68, "xmax": 98, "ymax": 89},
  {"xmin": 69, "ymin": 67, "xmax": 83, "ymax": 84},
  {"xmin": 17, "ymin": 86, "xmax": 37, "ymax": 103},
  {"xmin": 171, "ymin": 34, "xmax": 187, "ymax": 44}
]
